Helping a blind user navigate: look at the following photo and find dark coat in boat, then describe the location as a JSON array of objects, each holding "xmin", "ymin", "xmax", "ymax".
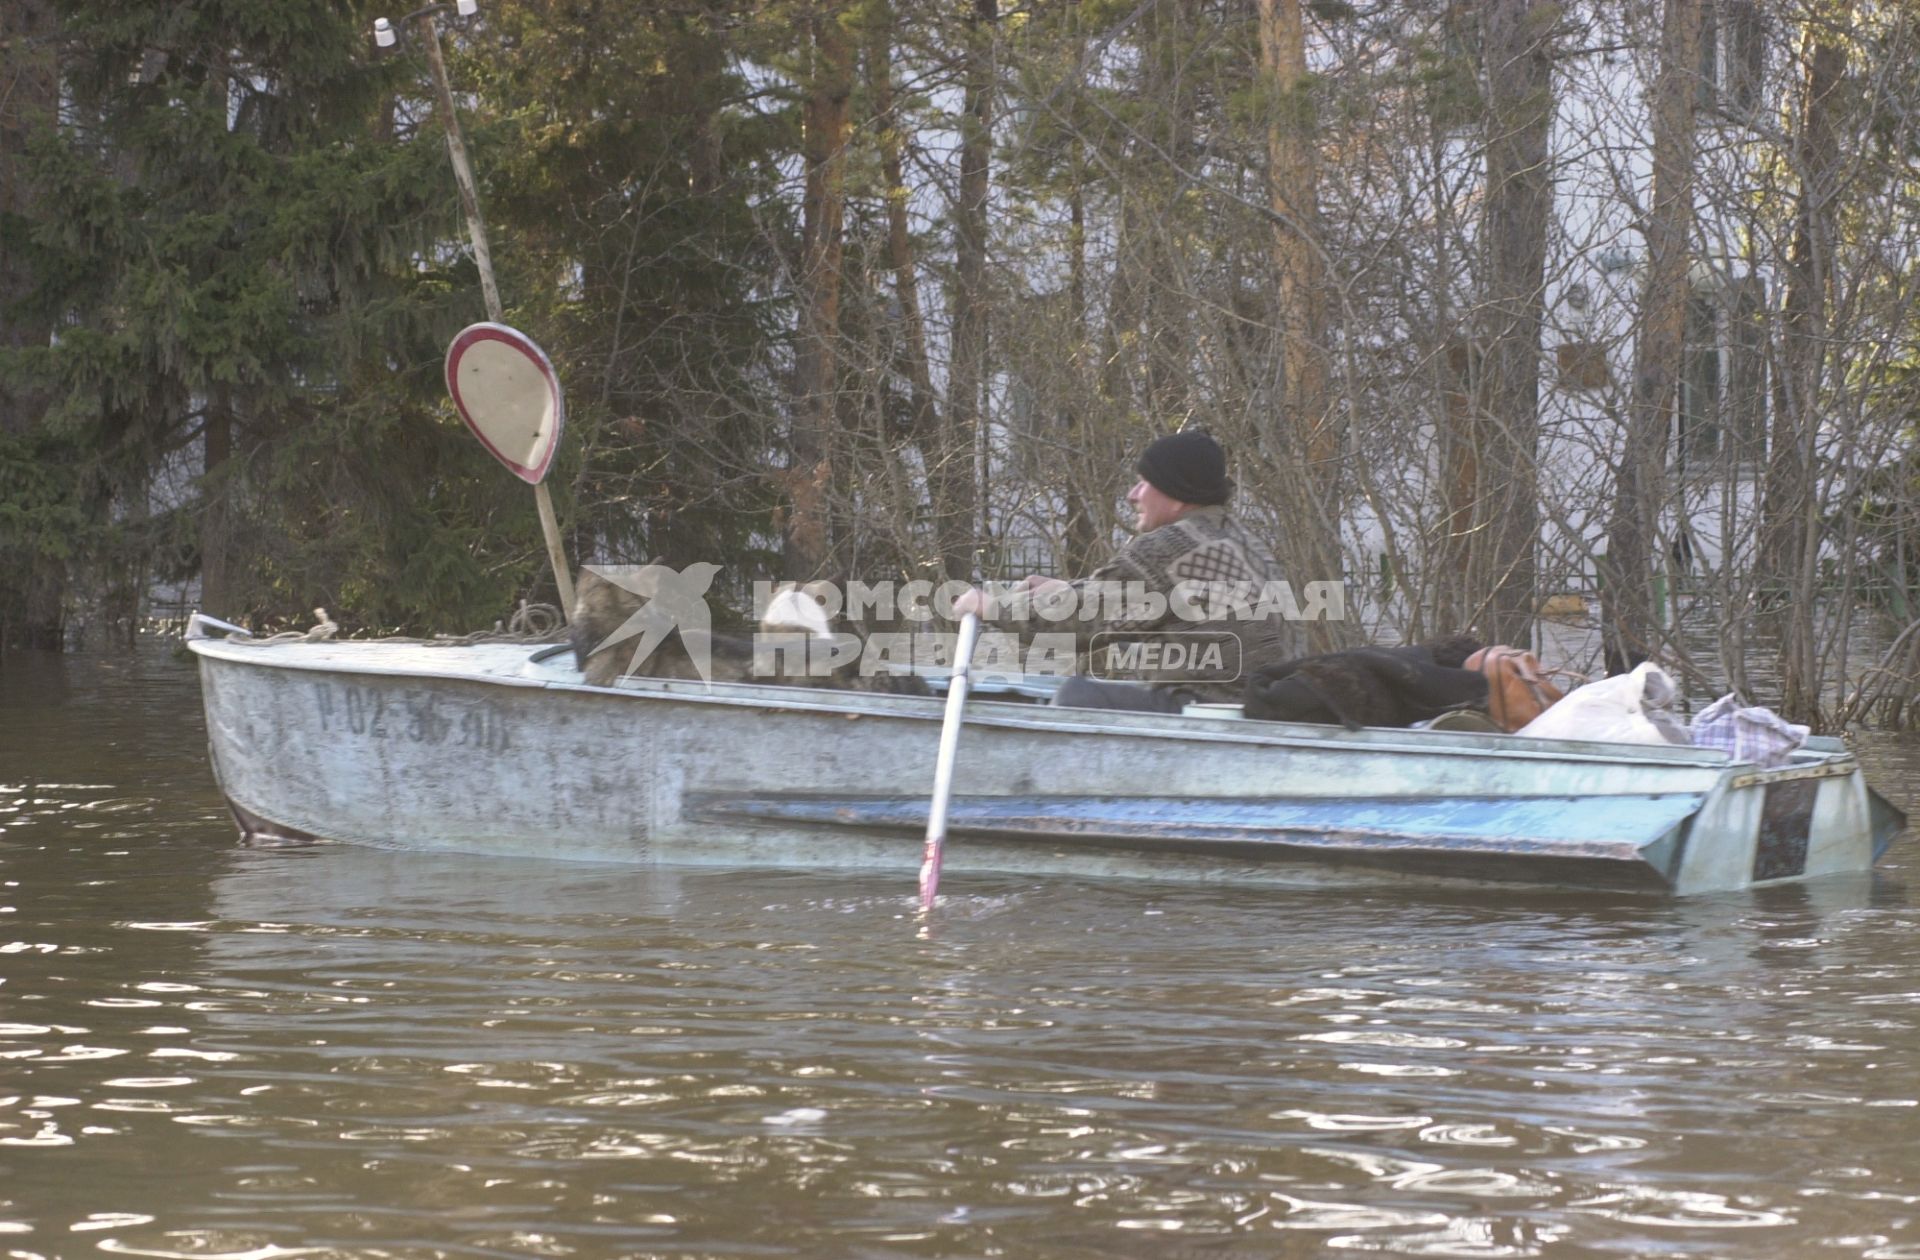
[{"xmin": 1244, "ymin": 636, "xmax": 1487, "ymax": 729}]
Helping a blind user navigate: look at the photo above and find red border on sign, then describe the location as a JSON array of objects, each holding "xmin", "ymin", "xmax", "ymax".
[{"xmin": 444, "ymin": 322, "xmax": 566, "ymax": 485}]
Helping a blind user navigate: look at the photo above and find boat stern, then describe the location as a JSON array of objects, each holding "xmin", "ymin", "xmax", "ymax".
[{"xmin": 1673, "ymin": 751, "xmax": 1901, "ymax": 894}]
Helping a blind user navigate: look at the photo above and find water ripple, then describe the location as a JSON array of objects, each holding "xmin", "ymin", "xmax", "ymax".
[{"xmin": 5, "ymin": 644, "xmax": 1920, "ymax": 1257}]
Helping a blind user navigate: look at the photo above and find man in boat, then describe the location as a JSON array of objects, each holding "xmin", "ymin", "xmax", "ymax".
[{"xmin": 951, "ymin": 429, "xmax": 1300, "ymax": 712}]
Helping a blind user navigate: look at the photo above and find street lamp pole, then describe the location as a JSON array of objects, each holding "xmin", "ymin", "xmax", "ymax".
[
  {"xmin": 416, "ymin": 12, "xmax": 504, "ymax": 324},
  {"xmin": 375, "ymin": 2, "xmax": 576, "ymax": 620}
]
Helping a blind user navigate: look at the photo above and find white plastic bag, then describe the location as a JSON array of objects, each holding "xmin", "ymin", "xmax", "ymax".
[{"xmin": 1516, "ymin": 662, "xmax": 1691, "ymax": 745}]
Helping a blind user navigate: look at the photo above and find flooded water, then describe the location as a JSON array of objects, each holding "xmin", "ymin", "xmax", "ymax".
[{"xmin": 5, "ymin": 641, "xmax": 1920, "ymax": 1259}]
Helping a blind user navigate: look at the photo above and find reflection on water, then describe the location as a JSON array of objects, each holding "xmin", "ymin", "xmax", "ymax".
[{"xmin": 3, "ymin": 641, "xmax": 1920, "ymax": 1258}]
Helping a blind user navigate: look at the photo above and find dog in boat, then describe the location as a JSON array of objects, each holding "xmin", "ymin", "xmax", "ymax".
[
  {"xmin": 570, "ymin": 570, "xmax": 927, "ymax": 695},
  {"xmin": 1243, "ymin": 635, "xmax": 1488, "ymax": 729}
]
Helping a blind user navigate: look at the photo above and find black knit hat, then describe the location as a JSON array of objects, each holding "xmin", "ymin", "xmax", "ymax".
[{"xmin": 1136, "ymin": 430, "xmax": 1232, "ymax": 506}]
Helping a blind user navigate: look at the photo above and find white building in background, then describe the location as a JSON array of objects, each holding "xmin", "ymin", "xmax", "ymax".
[
  {"xmin": 931, "ymin": 0, "xmax": 1904, "ymax": 672},
  {"xmin": 1533, "ymin": 0, "xmax": 1775, "ymax": 576},
  {"xmin": 1330, "ymin": 0, "xmax": 1812, "ymax": 640},
  {"xmin": 981, "ymin": 3, "xmax": 1809, "ymax": 611}
]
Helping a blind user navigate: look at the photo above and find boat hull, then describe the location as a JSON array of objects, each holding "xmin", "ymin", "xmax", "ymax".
[{"xmin": 190, "ymin": 638, "xmax": 1904, "ymax": 895}]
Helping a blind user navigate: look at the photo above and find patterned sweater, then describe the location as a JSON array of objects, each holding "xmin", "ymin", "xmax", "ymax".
[{"xmin": 983, "ymin": 506, "xmax": 1300, "ymax": 698}]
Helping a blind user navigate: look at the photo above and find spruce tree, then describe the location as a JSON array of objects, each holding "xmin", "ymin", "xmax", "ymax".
[{"xmin": 3, "ymin": 0, "xmax": 549, "ymax": 638}]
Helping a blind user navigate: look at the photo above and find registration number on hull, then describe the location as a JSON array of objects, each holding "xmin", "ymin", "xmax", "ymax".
[{"xmin": 311, "ymin": 681, "xmax": 511, "ymax": 754}]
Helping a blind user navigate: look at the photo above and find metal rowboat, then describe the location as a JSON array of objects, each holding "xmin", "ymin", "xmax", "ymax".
[{"xmin": 187, "ymin": 625, "xmax": 1905, "ymax": 896}]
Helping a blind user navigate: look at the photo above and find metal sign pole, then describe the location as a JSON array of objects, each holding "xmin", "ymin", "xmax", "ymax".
[{"xmin": 418, "ymin": 11, "xmax": 575, "ymax": 619}]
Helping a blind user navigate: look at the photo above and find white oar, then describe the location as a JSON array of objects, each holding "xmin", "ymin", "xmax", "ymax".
[{"xmin": 918, "ymin": 612, "xmax": 983, "ymax": 913}]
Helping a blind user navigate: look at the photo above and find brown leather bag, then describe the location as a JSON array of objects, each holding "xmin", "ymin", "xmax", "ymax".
[{"xmin": 1465, "ymin": 645, "xmax": 1565, "ymax": 732}]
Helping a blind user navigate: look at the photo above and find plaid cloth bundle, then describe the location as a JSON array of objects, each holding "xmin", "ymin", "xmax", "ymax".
[{"xmin": 1690, "ymin": 693, "xmax": 1810, "ymax": 768}]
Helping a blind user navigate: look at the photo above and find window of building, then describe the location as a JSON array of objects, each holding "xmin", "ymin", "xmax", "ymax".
[
  {"xmin": 1699, "ymin": 0, "xmax": 1766, "ymax": 117},
  {"xmin": 1680, "ymin": 291, "xmax": 1723, "ymax": 457},
  {"xmin": 1678, "ymin": 272, "xmax": 1767, "ymax": 466}
]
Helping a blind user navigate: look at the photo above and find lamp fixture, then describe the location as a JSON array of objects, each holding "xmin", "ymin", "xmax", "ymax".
[{"xmin": 372, "ymin": 1, "xmax": 479, "ymax": 49}]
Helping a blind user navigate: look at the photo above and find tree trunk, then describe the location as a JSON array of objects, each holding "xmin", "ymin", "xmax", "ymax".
[
  {"xmin": 1602, "ymin": 0, "xmax": 1701, "ymax": 674},
  {"xmin": 787, "ymin": 0, "xmax": 852, "ymax": 578},
  {"xmin": 1258, "ymin": 0, "xmax": 1332, "ymax": 472},
  {"xmin": 1475, "ymin": 0, "xmax": 1556, "ymax": 649},
  {"xmin": 1138, "ymin": 0, "xmax": 1196, "ymax": 427},
  {"xmin": 1100, "ymin": 192, "xmax": 1146, "ymax": 508},
  {"xmin": 1763, "ymin": 2, "xmax": 1851, "ymax": 721},
  {"xmin": 200, "ymin": 399, "xmax": 234, "ymax": 617},
  {"xmin": 868, "ymin": 3, "xmax": 939, "ymax": 492},
  {"xmin": 1063, "ymin": 137, "xmax": 1102, "ymax": 576},
  {"xmin": 937, "ymin": 0, "xmax": 995, "ymax": 580},
  {"xmin": 1437, "ymin": 341, "xmax": 1478, "ymax": 636},
  {"xmin": 1256, "ymin": 0, "xmax": 1348, "ymax": 650}
]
